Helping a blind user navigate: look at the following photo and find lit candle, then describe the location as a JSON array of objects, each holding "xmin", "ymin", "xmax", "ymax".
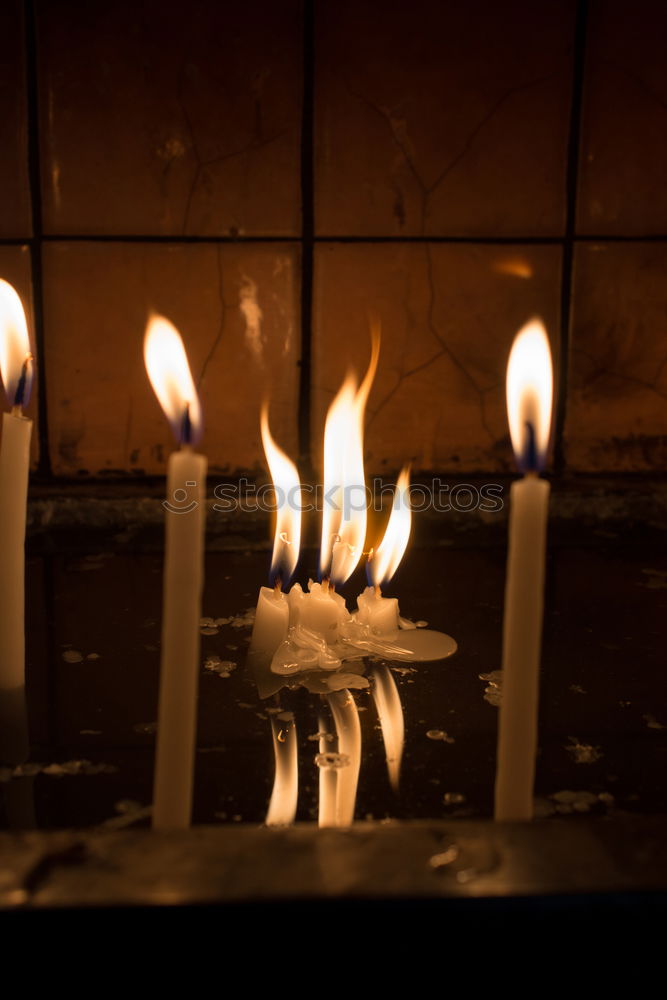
[
  {"xmin": 321, "ymin": 325, "xmax": 379, "ymax": 585},
  {"xmin": 0, "ymin": 279, "xmax": 34, "ymax": 764},
  {"xmin": 144, "ymin": 315, "xmax": 207, "ymax": 830},
  {"xmin": 357, "ymin": 465, "xmax": 411, "ymax": 637},
  {"xmin": 289, "ymin": 579, "xmax": 347, "ymax": 642},
  {"xmin": 248, "ymin": 404, "xmax": 301, "ymax": 657},
  {"xmin": 494, "ymin": 318, "xmax": 554, "ymax": 821}
]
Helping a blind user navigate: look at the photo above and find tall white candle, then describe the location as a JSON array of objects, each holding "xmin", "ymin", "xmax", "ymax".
[
  {"xmin": 495, "ymin": 319, "xmax": 554, "ymax": 822},
  {"xmin": 144, "ymin": 315, "xmax": 207, "ymax": 830},
  {"xmin": 0, "ymin": 280, "xmax": 34, "ymax": 765}
]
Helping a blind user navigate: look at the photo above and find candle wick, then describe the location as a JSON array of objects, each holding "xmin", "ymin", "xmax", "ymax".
[
  {"xmin": 522, "ymin": 419, "xmax": 538, "ymax": 473},
  {"xmin": 181, "ymin": 402, "xmax": 192, "ymax": 446},
  {"xmin": 374, "ymin": 585, "xmax": 381, "ymax": 598},
  {"xmin": 13, "ymin": 353, "xmax": 33, "ymax": 409}
]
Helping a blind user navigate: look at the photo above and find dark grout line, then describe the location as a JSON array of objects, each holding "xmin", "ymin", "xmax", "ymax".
[
  {"xmin": 19, "ymin": 233, "xmax": 301, "ymax": 244},
  {"xmin": 3, "ymin": 233, "xmax": 667, "ymax": 249},
  {"xmin": 574, "ymin": 233, "xmax": 667, "ymax": 242},
  {"xmin": 298, "ymin": 0, "xmax": 315, "ymax": 475},
  {"xmin": 554, "ymin": 0, "xmax": 589, "ymax": 476},
  {"xmin": 24, "ymin": 0, "xmax": 52, "ymax": 478}
]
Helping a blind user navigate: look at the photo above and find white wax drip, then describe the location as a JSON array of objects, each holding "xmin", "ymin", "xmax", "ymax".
[{"xmin": 270, "ymin": 615, "xmax": 457, "ymax": 676}]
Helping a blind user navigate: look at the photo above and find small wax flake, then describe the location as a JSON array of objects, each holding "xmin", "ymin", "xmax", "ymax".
[
  {"xmin": 443, "ymin": 792, "xmax": 466, "ymax": 805},
  {"xmin": 204, "ymin": 655, "xmax": 236, "ymax": 678},
  {"xmin": 479, "ymin": 670, "xmax": 503, "ymax": 707},
  {"xmin": 566, "ymin": 739, "xmax": 603, "ymax": 765},
  {"xmin": 315, "ymin": 752, "xmax": 350, "ymax": 770},
  {"xmin": 62, "ymin": 650, "xmax": 84, "ymax": 663},
  {"xmin": 426, "ymin": 729, "xmax": 455, "ymax": 743},
  {"xmin": 133, "ymin": 721, "xmax": 157, "ymax": 735}
]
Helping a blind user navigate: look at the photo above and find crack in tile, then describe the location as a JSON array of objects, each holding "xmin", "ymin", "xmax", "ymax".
[
  {"xmin": 575, "ymin": 346, "xmax": 667, "ymax": 402},
  {"xmin": 198, "ymin": 247, "xmax": 227, "ymax": 389},
  {"xmin": 344, "ymin": 71, "xmax": 556, "ymax": 234},
  {"xmin": 177, "ymin": 63, "xmax": 288, "ymax": 235}
]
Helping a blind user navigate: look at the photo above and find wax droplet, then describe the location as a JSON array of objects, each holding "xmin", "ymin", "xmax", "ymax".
[
  {"xmin": 62, "ymin": 650, "xmax": 84, "ymax": 663},
  {"xmin": 566, "ymin": 739, "xmax": 603, "ymax": 764},
  {"xmin": 426, "ymin": 729, "xmax": 455, "ymax": 743},
  {"xmin": 133, "ymin": 721, "xmax": 157, "ymax": 734},
  {"xmin": 315, "ymin": 752, "xmax": 350, "ymax": 770}
]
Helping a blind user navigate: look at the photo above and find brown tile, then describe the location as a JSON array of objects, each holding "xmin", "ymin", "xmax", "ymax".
[
  {"xmin": 0, "ymin": 0, "xmax": 31, "ymax": 236},
  {"xmin": 315, "ymin": 0, "xmax": 575, "ymax": 236},
  {"xmin": 578, "ymin": 1, "xmax": 667, "ymax": 234},
  {"xmin": 0, "ymin": 244, "xmax": 39, "ymax": 468},
  {"xmin": 37, "ymin": 0, "xmax": 301, "ymax": 236},
  {"xmin": 564, "ymin": 243, "xmax": 667, "ymax": 471},
  {"xmin": 313, "ymin": 243, "xmax": 561, "ymax": 473},
  {"xmin": 43, "ymin": 242, "xmax": 300, "ymax": 475}
]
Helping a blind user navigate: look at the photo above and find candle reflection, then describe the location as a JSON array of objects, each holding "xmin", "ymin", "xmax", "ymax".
[
  {"xmin": 317, "ymin": 712, "xmax": 337, "ymax": 828},
  {"xmin": 328, "ymin": 690, "xmax": 362, "ymax": 827},
  {"xmin": 266, "ymin": 713, "xmax": 298, "ymax": 827},
  {"xmin": 371, "ymin": 665, "xmax": 405, "ymax": 793}
]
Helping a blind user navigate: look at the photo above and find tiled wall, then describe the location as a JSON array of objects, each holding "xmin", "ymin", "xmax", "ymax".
[{"xmin": 2, "ymin": 0, "xmax": 666, "ymax": 479}]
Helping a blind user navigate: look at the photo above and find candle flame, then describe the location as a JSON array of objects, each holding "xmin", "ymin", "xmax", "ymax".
[
  {"xmin": 320, "ymin": 321, "xmax": 380, "ymax": 584},
  {"xmin": 144, "ymin": 315, "xmax": 203, "ymax": 444},
  {"xmin": 261, "ymin": 403, "xmax": 302, "ymax": 586},
  {"xmin": 369, "ymin": 466, "xmax": 411, "ymax": 588},
  {"xmin": 0, "ymin": 279, "xmax": 33, "ymax": 409},
  {"xmin": 266, "ymin": 714, "xmax": 298, "ymax": 826},
  {"xmin": 506, "ymin": 318, "xmax": 553, "ymax": 472}
]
